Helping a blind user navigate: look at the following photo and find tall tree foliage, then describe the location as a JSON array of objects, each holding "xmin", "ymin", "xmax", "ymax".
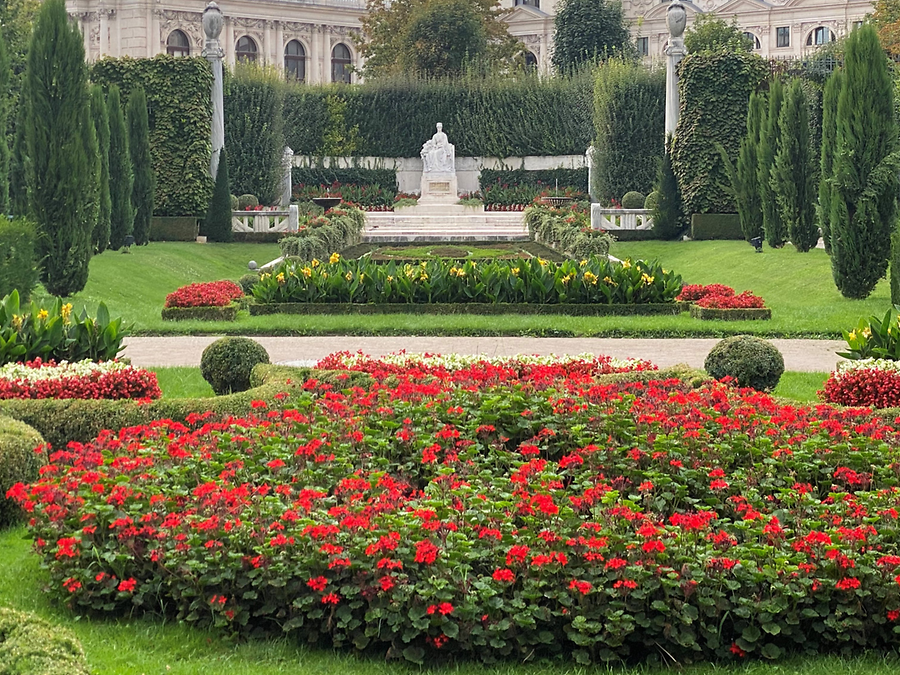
[
  {"xmin": 758, "ymin": 78, "xmax": 785, "ymax": 248},
  {"xmin": 830, "ymin": 25, "xmax": 899, "ymax": 299},
  {"xmin": 552, "ymin": 0, "xmax": 632, "ymax": 73},
  {"xmin": 0, "ymin": 31, "xmax": 10, "ymax": 212},
  {"xmin": 107, "ymin": 85, "xmax": 133, "ymax": 250},
  {"xmin": 396, "ymin": 0, "xmax": 487, "ymax": 77},
  {"xmin": 24, "ymin": 0, "xmax": 94, "ymax": 296},
  {"xmin": 734, "ymin": 92, "xmax": 765, "ymax": 242},
  {"xmin": 204, "ymin": 147, "xmax": 232, "ymax": 243},
  {"xmin": 651, "ymin": 137, "xmax": 684, "ymax": 240},
  {"xmin": 127, "ymin": 87, "xmax": 154, "ymax": 246},
  {"xmin": 772, "ymin": 79, "xmax": 817, "ymax": 252},
  {"xmin": 874, "ymin": 0, "xmax": 900, "ymax": 56},
  {"xmin": 818, "ymin": 69, "xmax": 843, "ymax": 255},
  {"xmin": 90, "ymin": 85, "xmax": 111, "ymax": 253},
  {"xmin": 684, "ymin": 14, "xmax": 753, "ymax": 54},
  {"xmin": 9, "ymin": 100, "xmax": 27, "ymax": 216}
]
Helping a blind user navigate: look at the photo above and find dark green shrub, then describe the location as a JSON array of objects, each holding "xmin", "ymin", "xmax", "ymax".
[
  {"xmin": 89, "ymin": 84, "xmax": 112, "ymax": 253},
  {"xmin": 230, "ymin": 194, "xmax": 239, "ymax": 210},
  {"xmin": 0, "ymin": 218, "xmax": 38, "ymax": 303},
  {"xmin": 704, "ymin": 335, "xmax": 784, "ymax": 391},
  {"xmin": 734, "ymin": 91, "xmax": 764, "ymax": 242},
  {"xmin": 643, "ymin": 192, "xmax": 659, "ymax": 210},
  {"xmin": 552, "ymin": 0, "xmax": 632, "ymax": 73},
  {"xmin": 127, "ymin": 86, "xmax": 155, "ymax": 246},
  {"xmin": 239, "ymin": 273, "xmax": 259, "ymax": 295},
  {"xmin": 107, "ymin": 85, "xmax": 133, "ymax": 250},
  {"xmin": 759, "ymin": 78, "xmax": 787, "ymax": 248},
  {"xmin": 0, "ymin": 415, "xmax": 45, "ymax": 528},
  {"xmin": 818, "ymin": 68, "xmax": 843, "ymax": 255},
  {"xmin": 237, "ymin": 194, "xmax": 258, "ymax": 210},
  {"xmin": 204, "ymin": 147, "xmax": 232, "ymax": 243},
  {"xmin": 621, "ymin": 191, "xmax": 645, "ymax": 209},
  {"xmin": 0, "ymin": 30, "xmax": 10, "ymax": 212},
  {"xmin": 200, "ymin": 337, "xmax": 271, "ymax": 395},
  {"xmin": 0, "ymin": 607, "xmax": 89, "ymax": 675},
  {"xmin": 651, "ymin": 140, "xmax": 684, "ymax": 240}
]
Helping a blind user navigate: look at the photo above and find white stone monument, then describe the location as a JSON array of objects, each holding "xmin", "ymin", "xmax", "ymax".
[
  {"xmin": 202, "ymin": 2, "xmax": 225, "ymax": 178},
  {"xmin": 281, "ymin": 146, "xmax": 294, "ymax": 207},
  {"xmin": 418, "ymin": 123, "xmax": 458, "ymax": 204},
  {"xmin": 665, "ymin": 0, "xmax": 688, "ymax": 137}
]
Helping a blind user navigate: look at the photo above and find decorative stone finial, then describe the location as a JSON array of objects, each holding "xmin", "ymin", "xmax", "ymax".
[
  {"xmin": 666, "ymin": 1, "xmax": 687, "ymax": 40},
  {"xmin": 203, "ymin": 3, "xmax": 224, "ymax": 42}
]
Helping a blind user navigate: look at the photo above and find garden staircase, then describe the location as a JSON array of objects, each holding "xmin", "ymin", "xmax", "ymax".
[{"xmin": 363, "ymin": 207, "xmax": 528, "ymax": 243}]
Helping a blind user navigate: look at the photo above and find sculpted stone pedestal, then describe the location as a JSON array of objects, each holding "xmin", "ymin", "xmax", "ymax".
[{"xmin": 418, "ymin": 172, "xmax": 459, "ymax": 205}]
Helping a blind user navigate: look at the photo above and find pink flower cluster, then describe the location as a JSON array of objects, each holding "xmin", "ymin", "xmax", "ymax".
[{"xmin": 164, "ymin": 281, "xmax": 242, "ymax": 308}]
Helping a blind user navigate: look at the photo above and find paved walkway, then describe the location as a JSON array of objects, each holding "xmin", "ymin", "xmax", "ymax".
[{"xmin": 122, "ymin": 336, "xmax": 845, "ymax": 373}]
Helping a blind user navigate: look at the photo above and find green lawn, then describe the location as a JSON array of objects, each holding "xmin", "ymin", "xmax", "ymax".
[
  {"xmin": 30, "ymin": 240, "xmax": 886, "ymax": 336},
  {"xmin": 772, "ymin": 372, "xmax": 828, "ymax": 403},
  {"xmin": 150, "ymin": 366, "xmax": 214, "ymax": 398}
]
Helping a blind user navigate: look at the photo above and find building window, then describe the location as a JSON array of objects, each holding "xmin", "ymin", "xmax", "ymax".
[
  {"xmin": 166, "ymin": 30, "xmax": 190, "ymax": 57},
  {"xmin": 514, "ymin": 0, "xmax": 540, "ymax": 8},
  {"xmin": 523, "ymin": 51, "xmax": 538, "ymax": 70},
  {"xmin": 285, "ymin": 40, "xmax": 306, "ymax": 82},
  {"xmin": 236, "ymin": 36, "xmax": 258, "ymax": 63},
  {"xmin": 332, "ymin": 43, "xmax": 352, "ymax": 84},
  {"xmin": 636, "ymin": 37, "xmax": 649, "ymax": 56},
  {"xmin": 743, "ymin": 32, "xmax": 761, "ymax": 50},
  {"xmin": 776, "ymin": 27, "xmax": 790, "ymax": 48},
  {"xmin": 807, "ymin": 27, "xmax": 834, "ymax": 46}
]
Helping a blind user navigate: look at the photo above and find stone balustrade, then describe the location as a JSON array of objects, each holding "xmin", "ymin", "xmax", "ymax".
[
  {"xmin": 232, "ymin": 205, "xmax": 299, "ymax": 233},
  {"xmin": 591, "ymin": 206, "xmax": 654, "ymax": 231}
]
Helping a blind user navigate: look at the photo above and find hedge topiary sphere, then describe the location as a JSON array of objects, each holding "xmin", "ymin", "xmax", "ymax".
[
  {"xmin": 621, "ymin": 191, "xmax": 645, "ymax": 209},
  {"xmin": 644, "ymin": 191, "xmax": 660, "ymax": 210},
  {"xmin": 704, "ymin": 335, "xmax": 784, "ymax": 391},
  {"xmin": 238, "ymin": 273, "xmax": 260, "ymax": 295},
  {"xmin": 0, "ymin": 416, "xmax": 46, "ymax": 528},
  {"xmin": 237, "ymin": 194, "xmax": 259, "ymax": 210},
  {"xmin": 200, "ymin": 337, "xmax": 270, "ymax": 395},
  {"xmin": 230, "ymin": 194, "xmax": 239, "ymax": 210}
]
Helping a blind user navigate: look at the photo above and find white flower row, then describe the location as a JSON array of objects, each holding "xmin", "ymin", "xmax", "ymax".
[
  {"xmin": 315, "ymin": 352, "xmax": 653, "ymax": 371},
  {"xmin": 834, "ymin": 358, "xmax": 900, "ymax": 375},
  {"xmin": 0, "ymin": 359, "xmax": 135, "ymax": 383}
]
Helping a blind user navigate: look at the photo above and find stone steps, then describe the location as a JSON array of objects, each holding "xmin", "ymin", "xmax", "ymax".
[{"xmin": 363, "ymin": 212, "xmax": 529, "ymax": 243}]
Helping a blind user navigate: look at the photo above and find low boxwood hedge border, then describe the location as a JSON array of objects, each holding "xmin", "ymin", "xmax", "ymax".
[
  {"xmin": 161, "ymin": 303, "xmax": 239, "ymax": 322},
  {"xmin": 689, "ymin": 305, "xmax": 772, "ymax": 321},
  {"xmin": 0, "ymin": 416, "xmax": 45, "ymax": 528},
  {"xmin": 249, "ymin": 302, "xmax": 690, "ymax": 317},
  {"xmin": 0, "ymin": 607, "xmax": 89, "ymax": 675}
]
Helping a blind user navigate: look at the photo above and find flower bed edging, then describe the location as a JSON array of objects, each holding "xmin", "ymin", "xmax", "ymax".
[
  {"xmin": 161, "ymin": 303, "xmax": 239, "ymax": 322},
  {"xmin": 689, "ymin": 305, "xmax": 772, "ymax": 321},
  {"xmin": 249, "ymin": 302, "xmax": 690, "ymax": 317}
]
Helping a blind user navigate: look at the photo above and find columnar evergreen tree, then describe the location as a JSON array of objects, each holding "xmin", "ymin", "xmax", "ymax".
[
  {"xmin": 127, "ymin": 87, "xmax": 154, "ymax": 246},
  {"xmin": 735, "ymin": 91, "xmax": 765, "ymax": 242},
  {"xmin": 90, "ymin": 85, "xmax": 111, "ymax": 253},
  {"xmin": 24, "ymin": 0, "xmax": 94, "ymax": 296},
  {"xmin": 818, "ymin": 68, "xmax": 843, "ymax": 255},
  {"xmin": 772, "ymin": 79, "xmax": 818, "ymax": 252},
  {"xmin": 83, "ymin": 96, "xmax": 101, "ymax": 252},
  {"xmin": 757, "ymin": 78, "xmax": 786, "ymax": 248},
  {"xmin": 651, "ymin": 137, "xmax": 683, "ymax": 240},
  {"xmin": 107, "ymin": 85, "xmax": 133, "ymax": 250},
  {"xmin": 204, "ymin": 147, "xmax": 233, "ymax": 243},
  {"xmin": 0, "ymin": 31, "xmax": 10, "ymax": 212},
  {"xmin": 830, "ymin": 25, "xmax": 899, "ymax": 299}
]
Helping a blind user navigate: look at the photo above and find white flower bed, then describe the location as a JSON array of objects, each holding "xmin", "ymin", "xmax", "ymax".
[
  {"xmin": 0, "ymin": 360, "xmax": 134, "ymax": 383},
  {"xmin": 834, "ymin": 358, "xmax": 900, "ymax": 374}
]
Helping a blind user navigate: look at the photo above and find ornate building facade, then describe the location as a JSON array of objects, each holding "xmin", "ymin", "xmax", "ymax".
[{"xmin": 66, "ymin": 0, "xmax": 873, "ymax": 79}]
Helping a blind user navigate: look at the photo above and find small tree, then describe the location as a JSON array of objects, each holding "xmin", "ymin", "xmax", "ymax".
[
  {"xmin": 552, "ymin": 0, "xmax": 632, "ymax": 73},
  {"xmin": 204, "ymin": 147, "xmax": 233, "ymax": 243},
  {"xmin": 396, "ymin": 0, "xmax": 487, "ymax": 77},
  {"xmin": 127, "ymin": 87, "xmax": 154, "ymax": 246},
  {"xmin": 24, "ymin": 0, "xmax": 94, "ymax": 296},
  {"xmin": 818, "ymin": 68, "xmax": 843, "ymax": 254},
  {"xmin": 735, "ymin": 91, "xmax": 765, "ymax": 242},
  {"xmin": 831, "ymin": 25, "xmax": 899, "ymax": 299},
  {"xmin": 772, "ymin": 79, "xmax": 817, "ymax": 252},
  {"xmin": 90, "ymin": 85, "xmax": 111, "ymax": 253},
  {"xmin": 107, "ymin": 85, "xmax": 133, "ymax": 250},
  {"xmin": 757, "ymin": 78, "xmax": 786, "ymax": 248},
  {"xmin": 684, "ymin": 14, "xmax": 754, "ymax": 54},
  {"xmin": 651, "ymin": 137, "xmax": 683, "ymax": 240}
]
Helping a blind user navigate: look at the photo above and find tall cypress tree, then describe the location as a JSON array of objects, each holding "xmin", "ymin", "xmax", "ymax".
[
  {"xmin": 758, "ymin": 78, "xmax": 786, "ymax": 248},
  {"xmin": 107, "ymin": 85, "xmax": 133, "ymax": 250},
  {"xmin": 735, "ymin": 91, "xmax": 765, "ymax": 242},
  {"xmin": 772, "ymin": 79, "xmax": 818, "ymax": 253},
  {"xmin": 819, "ymin": 69, "xmax": 843, "ymax": 255},
  {"xmin": 650, "ymin": 136, "xmax": 683, "ymax": 240},
  {"xmin": 831, "ymin": 25, "xmax": 899, "ymax": 299},
  {"xmin": 205, "ymin": 147, "xmax": 233, "ymax": 243},
  {"xmin": 0, "ymin": 31, "xmax": 10, "ymax": 213},
  {"xmin": 127, "ymin": 87, "xmax": 154, "ymax": 246},
  {"xmin": 9, "ymin": 96, "xmax": 28, "ymax": 217},
  {"xmin": 24, "ymin": 0, "xmax": 93, "ymax": 296},
  {"xmin": 90, "ymin": 85, "xmax": 111, "ymax": 253}
]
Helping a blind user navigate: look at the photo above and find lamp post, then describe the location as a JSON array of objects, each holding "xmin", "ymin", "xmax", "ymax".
[{"xmin": 202, "ymin": 3, "xmax": 225, "ymax": 179}]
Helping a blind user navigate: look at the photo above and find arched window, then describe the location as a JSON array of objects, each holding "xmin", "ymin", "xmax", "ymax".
[
  {"xmin": 807, "ymin": 27, "xmax": 835, "ymax": 46},
  {"xmin": 166, "ymin": 30, "xmax": 190, "ymax": 57},
  {"xmin": 743, "ymin": 32, "xmax": 761, "ymax": 50},
  {"xmin": 236, "ymin": 36, "xmax": 258, "ymax": 63},
  {"xmin": 332, "ymin": 43, "xmax": 352, "ymax": 84},
  {"xmin": 285, "ymin": 40, "xmax": 306, "ymax": 82},
  {"xmin": 523, "ymin": 51, "xmax": 538, "ymax": 70}
]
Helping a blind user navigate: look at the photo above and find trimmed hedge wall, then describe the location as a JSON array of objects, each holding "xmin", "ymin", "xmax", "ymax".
[
  {"xmin": 292, "ymin": 167, "xmax": 397, "ymax": 189},
  {"xmin": 283, "ymin": 74, "xmax": 593, "ymax": 157},
  {"xmin": 479, "ymin": 168, "xmax": 588, "ymax": 193},
  {"xmin": 161, "ymin": 304, "xmax": 239, "ymax": 322},
  {"xmin": 689, "ymin": 306, "xmax": 772, "ymax": 321},
  {"xmin": 0, "ymin": 607, "xmax": 89, "ymax": 675},
  {"xmin": 0, "ymin": 415, "xmax": 45, "ymax": 528},
  {"xmin": 91, "ymin": 55, "xmax": 213, "ymax": 217},
  {"xmin": 690, "ymin": 213, "xmax": 744, "ymax": 240}
]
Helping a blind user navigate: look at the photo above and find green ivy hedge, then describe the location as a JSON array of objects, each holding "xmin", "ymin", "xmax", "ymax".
[
  {"xmin": 0, "ymin": 415, "xmax": 45, "ymax": 528},
  {"xmin": 292, "ymin": 167, "xmax": 397, "ymax": 191},
  {"xmin": 91, "ymin": 55, "xmax": 213, "ymax": 217},
  {"xmin": 479, "ymin": 168, "xmax": 588, "ymax": 193},
  {"xmin": 0, "ymin": 607, "xmax": 89, "ymax": 675},
  {"xmin": 672, "ymin": 52, "xmax": 767, "ymax": 216},
  {"xmin": 593, "ymin": 59, "xmax": 665, "ymax": 203}
]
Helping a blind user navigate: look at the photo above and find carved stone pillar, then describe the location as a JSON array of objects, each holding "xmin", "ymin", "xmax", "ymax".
[
  {"xmin": 275, "ymin": 21, "xmax": 284, "ymax": 74},
  {"xmin": 99, "ymin": 4, "xmax": 109, "ymax": 56},
  {"xmin": 665, "ymin": 1, "xmax": 688, "ymax": 137}
]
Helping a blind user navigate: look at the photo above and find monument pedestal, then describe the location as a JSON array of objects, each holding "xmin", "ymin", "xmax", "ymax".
[{"xmin": 419, "ymin": 171, "xmax": 458, "ymax": 204}]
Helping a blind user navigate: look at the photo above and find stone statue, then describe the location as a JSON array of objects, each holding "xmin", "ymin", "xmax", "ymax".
[{"xmin": 420, "ymin": 123, "xmax": 455, "ymax": 174}]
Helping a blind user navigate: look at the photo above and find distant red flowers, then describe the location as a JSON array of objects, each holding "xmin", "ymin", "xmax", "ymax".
[
  {"xmin": 164, "ymin": 280, "xmax": 242, "ymax": 308},
  {"xmin": 677, "ymin": 283, "xmax": 766, "ymax": 309},
  {"xmin": 676, "ymin": 283, "xmax": 735, "ymax": 302},
  {"xmin": 0, "ymin": 359, "xmax": 160, "ymax": 400}
]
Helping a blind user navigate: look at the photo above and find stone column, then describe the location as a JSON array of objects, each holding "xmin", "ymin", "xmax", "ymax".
[
  {"xmin": 202, "ymin": 3, "xmax": 226, "ymax": 178},
  {"xmin": 149, "ymin": 7, "xmax": 159, "ymax": 57},
  {"xmin": 321, "ymin": 27, "xmax": 330, "ymax": 83},
  {"xmin": 665, "ymin": 1, "xmax": 688, "ymax": 138},
  {"xmin": 275, "ymin": 22, "xmax": 284, "ymax": 74},
  {"xmin": 224, "ymin": 17, "xmax": 235, "ymax": 67},
  {"xmin": 81, "ymin": 14, "xmax": 92, "ymax": 59},
  {"xmin": 99, "ymin": 4, "xmax": 109, "ymax": 56}
]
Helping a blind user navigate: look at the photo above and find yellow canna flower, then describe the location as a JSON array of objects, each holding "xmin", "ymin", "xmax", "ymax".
[
  {"xmin": 301, "ymin": 267, "xmax": 312, "ymax": 278},
  {"xmin": 583, "ymin": 271, "xmax": 598, "ymax": 285},
  {"xmin": 37, "ymin": 309, "xmax": 49, "ymax": 320},
  {"xmin": 329, "ymin": 252, "xmax": 341, "ymax": 264},
  {"xmin": 12, "ymin": 314, "xmax": 23, "ymax": 329},
  {"xmin": 345, "ymin": 272, "xmax": 353, "ymax": 281},
  {"xmin": 622, "ymin": 259, "xmax": 632, "ymax": 269},
  {"xmin": 862, "ymin": 327, "xmax": 872, "ymax": 338},
  {"xmin": 511, "ymin": 267, "xmax": 520, "ymax": 276},
  {"xmin": 311, "ymin": 259, "xmax": 320, "ymax": 268},
  {"xmin": 261, "ymin": 272, "xmax": 272, "ymax": 280},
  {"xmin": 538, "ymin": 258, "xmax": 548, "ymax": 267},
  {"xmin": 641, "ymin": 273, "xmax": 654, "ymax": 285},
  {"xmin": 387, "ymin": 275, "xmax": 394, "ymax": 282},
  {"xmin": 276, "ymin": 272, "xmax": 285, "ymax": 284},
  {"xmin": 580, "ymin": 259, "xmax": 588, "ymax": 267}
]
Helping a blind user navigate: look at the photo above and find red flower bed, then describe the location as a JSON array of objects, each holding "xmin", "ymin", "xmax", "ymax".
[
  {"xmin": 11, "ymin": 373, "xmax": 900, "ymax": 665},
  {"xmin": 0, "ymin": 360, "xmax": 161, "ymax": 400},
  {"xmin": 695, "ymin": 291, "xmax": 766, "ymax": 309},
  {"xmin": 164, "ymin": 281, "xmax": 243, "ymax": 308},
  {"xmin": 676, "ymin": 284, "xmax": 735, "ymax": 302},
  {"xmin": 822, "ymin": 366, "xmax": 900, "ymax": 408}
]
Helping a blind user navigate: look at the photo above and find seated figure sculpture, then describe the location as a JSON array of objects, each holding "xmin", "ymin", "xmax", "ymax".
[{"xmin": 420, "ymin": 123, "xmax": 455, "ymax": 174}]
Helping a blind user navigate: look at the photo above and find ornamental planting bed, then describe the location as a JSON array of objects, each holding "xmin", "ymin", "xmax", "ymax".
[
  {"xmin": 0, "ymin": 359, "xmax": 161, "ymax": 400},
  {"xmin": 11, "ymin": 358, "xmax": 900, "ymax": 666},
  {"xmin": 161, "ymin": 281, "xmax": 242, "ymax": 322},
  {"xmin": 679, "ymin": 284, "xmax": 771, "ymax": 321}
]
